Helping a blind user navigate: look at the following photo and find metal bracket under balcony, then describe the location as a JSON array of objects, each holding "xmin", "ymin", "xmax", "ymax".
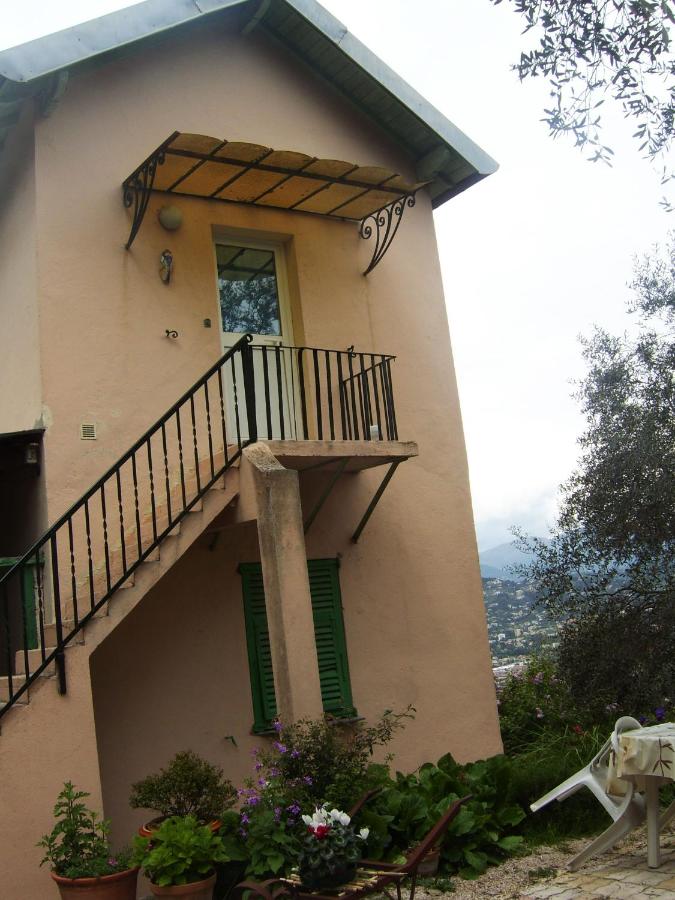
[{"xmin": 121, "ymin": 131, "xmax": 424, "ymax": 272}]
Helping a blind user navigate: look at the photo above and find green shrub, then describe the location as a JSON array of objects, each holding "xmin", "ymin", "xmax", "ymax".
[
  {"xmin": 38, "ymin": 782, "xmax": 133, "ymax": 879},
  {"xmin": 129, "ymin": 750, "xmax": 237, "ymax": 822},
  {"xmin": 362, "ymin": 753, "xmax": 526, "ymax": 879},
  {"xmin": 133, "ymin": 815, "xmax": 228, "ymax": 887}
]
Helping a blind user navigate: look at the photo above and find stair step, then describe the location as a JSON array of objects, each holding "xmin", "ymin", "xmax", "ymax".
[
  {"xmin": 0, "ymin": 677, "xmax": 30, "ymax": 704},
  {"xmin": 14, "ymin": 648, "xmax": 57, "ymax": 676}
]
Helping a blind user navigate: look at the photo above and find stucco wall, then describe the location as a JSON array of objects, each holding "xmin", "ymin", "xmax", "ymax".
[
  {"xmin": 9, "ymin": 10, "xmax": 500, "ymax": 858},
  {"xmin": 0, "ymin": 104, "xmax": 41, "ymax": 435}
]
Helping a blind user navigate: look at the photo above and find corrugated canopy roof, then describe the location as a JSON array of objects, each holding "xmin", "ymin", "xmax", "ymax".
[{"xmin": 138, "ymin": 131, "xmax": 424, "ymax": 220}]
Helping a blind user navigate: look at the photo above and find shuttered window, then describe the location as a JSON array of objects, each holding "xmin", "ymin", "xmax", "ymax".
[{"xmin": 239, "ymin": 559, "xmax": 355, "ymax": 733}]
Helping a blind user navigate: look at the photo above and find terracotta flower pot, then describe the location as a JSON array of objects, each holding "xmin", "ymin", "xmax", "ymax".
[
  {"xmin": 149, "ymin": 872, "xmax": 216, "ymax": 898},
  {"xmin": 416, "ymin": 848, "xmax": 440, "ymax": 877},
  {"xmin": 51, "ymin": 867, "xmax": 139, "ymax": 899},
  {"xmin": 139, "ymin": 818, "xmax": 222, "ymax": 838}
]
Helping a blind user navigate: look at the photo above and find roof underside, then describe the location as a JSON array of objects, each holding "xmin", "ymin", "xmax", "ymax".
[{"xmin": 0, "ymin": 0, "xmax": 498, "ymax": 207}]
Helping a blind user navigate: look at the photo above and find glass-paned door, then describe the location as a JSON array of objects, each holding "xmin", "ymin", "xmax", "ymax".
[{"xmin": 216, "ymin": 241, "xmax": 295, "ymax": 441}]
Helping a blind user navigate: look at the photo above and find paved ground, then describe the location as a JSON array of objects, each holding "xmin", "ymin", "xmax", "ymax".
[{"xmin": 413, "ymin": 825, "xmax": 675, "ymax": 900}]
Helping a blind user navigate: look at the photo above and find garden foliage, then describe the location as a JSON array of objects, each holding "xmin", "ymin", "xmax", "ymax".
[
  {"xmin": 129, "ymin": 750, "xmax": 237, "ymax": 822},
  {"xmin": 38, "ymin": 782, "xmax": 132, "ymax": 880},
  {"xmin": 133, "ymin": 815, "xmax": 228, "ymax": 887}
]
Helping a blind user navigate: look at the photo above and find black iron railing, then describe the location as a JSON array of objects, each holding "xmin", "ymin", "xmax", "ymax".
[
  {"xmin": 0, "ymin": 336, "xmax": 398, "ymax": 720},
  {"xmin": 247, "ymin": 344, "xmax": 398, "ymax": 442}
]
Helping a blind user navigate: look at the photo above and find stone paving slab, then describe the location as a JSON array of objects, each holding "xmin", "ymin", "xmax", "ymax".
[{"xmin": 522, "ymin": 848, "xmax": 675, "ymax": 900}]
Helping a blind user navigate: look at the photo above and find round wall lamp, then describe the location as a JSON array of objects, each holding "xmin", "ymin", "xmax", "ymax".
[{"xmin": 158, "ymin": 204, "xmax": 183, "ymax": 231}]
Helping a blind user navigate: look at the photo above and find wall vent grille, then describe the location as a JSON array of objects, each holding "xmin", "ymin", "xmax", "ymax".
[{"xmin": 80, "ymin": 423, "xmax": 97, "ymax": 441}]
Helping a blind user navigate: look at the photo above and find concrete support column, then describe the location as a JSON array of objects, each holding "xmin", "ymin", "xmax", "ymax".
[{"xmin": 241, "ymin": 444, "xmax": 323, "ymax": 722}]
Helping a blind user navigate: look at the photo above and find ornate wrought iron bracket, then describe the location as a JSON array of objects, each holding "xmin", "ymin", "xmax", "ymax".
[
  {"xmin": 122, "ymin": 146, "xmax": 167, "ymax": 249},
  {"xmin": 360, "ymin": 193, "xmax": 416, "ymax": 275}
]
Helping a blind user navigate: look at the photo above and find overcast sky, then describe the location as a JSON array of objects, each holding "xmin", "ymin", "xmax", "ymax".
[{"xmin": 1, "ymin": 0, "xmax": 670, "ymax": 550}]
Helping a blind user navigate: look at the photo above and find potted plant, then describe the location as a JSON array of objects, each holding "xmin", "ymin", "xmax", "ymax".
[
  {"xmin": 133, "ymin": 814, "xmax": 229, "ymax": 898},
  {"xmin": 130, "ymin": 750, "xmax": 236, "ymax": 837},
  {"xmin": 298, "ymin": 806, "xmax": 369, "ymax": 889},
  {"xmin": 38, "ymin": 782, "xmax": 138, "ymax": 899}
]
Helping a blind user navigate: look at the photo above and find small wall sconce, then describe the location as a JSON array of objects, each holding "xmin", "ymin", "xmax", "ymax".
[
  {"xmin": 165, "ymin": 329, "xmax": 178, "ymax": 339},
  {"xmin": 158, "ymin": 205, "xmax": 183, "ymax": 231},
  {"xmin": 159, "ymin": 249, "xmax": 173, "ymax": 284}
]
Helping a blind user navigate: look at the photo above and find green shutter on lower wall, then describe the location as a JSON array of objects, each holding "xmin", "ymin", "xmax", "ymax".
[{"xmin": 240, "ymin": 559, "xmax": 355, "ymax": 732}]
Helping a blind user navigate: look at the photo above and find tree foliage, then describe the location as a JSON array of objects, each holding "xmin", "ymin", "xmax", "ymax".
[
  {"xmin": 517, "ymin": 236, "xmax": 675, "ymax": 714},
  {"xmin": 492, "ymin": 0, "xmax": 675, "ymax": 176}
]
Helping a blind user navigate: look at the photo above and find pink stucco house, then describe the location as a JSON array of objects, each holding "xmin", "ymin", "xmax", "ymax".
[{"xmin": 0, "ymin": 1, "xmax": 501, "ymax": 895}]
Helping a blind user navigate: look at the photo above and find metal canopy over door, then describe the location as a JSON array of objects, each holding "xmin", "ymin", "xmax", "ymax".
[{"xmin": 216, "ymin": 240, "xmax": 296, "ymax": 440}]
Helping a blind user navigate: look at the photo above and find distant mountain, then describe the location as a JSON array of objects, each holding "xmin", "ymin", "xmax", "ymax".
[{"xmin": 479, "ymin": 541, "xmax": 539, "ymax": 581}]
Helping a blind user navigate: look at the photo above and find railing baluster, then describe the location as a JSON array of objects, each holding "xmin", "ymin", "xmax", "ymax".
[
  {"xmin": 262, "ymin": 346, "xmax": 272, "ymax": 439},
  {"xmin": 50, "ymin": 533, "xmax": 66, "ymax": 695},
  {"xmin": 161, "ymin": 423, "xmax": 172, "ymax": 525},
  {"xmin": 385, "ymin": 359, "xmax": 398, "ymax": 439},
  {"xmin": 176, "ymin": 409, "xmax": 187, "ymax": 510},
  {"xmin": 369, "ymin": 354, "xmax": 383, "ymax": 440},
  {"xmin": 189, "ymin": 394, "xmax": 201, "ymax": 496},
  {"xmin": 132, "ymin": 452, "xmax": 143, "ymax": 561},
  {"xmin": 217, "ymin": 366, "xmax": 229, "ymax": 465},
  {"xmin": 115, "ymin": 469, "xmax": 127, "ymax": 575},
  {"xmin": 67, "ymin": 518, "xmax": 78, "ymax": 628},
  {"xmin": 358, "ymin": 353, "xmax": 370, "ymax": 438},
  {"xmin": 275, "ymin": 346, "xmax": 285, "ymax": 440},
  {"xmin": 325, "ymin": 351, "xmax": 335, "ymax": 440},
  {"xmin": 231, "ymin": 354, "xmax": 242, "ymax": 448},
  {"xmin": 100, "ymin": 485, "xmax": 112, "ymax": 592},
  {"xmin": 146, "ymin": 438, "xmax": 158, "ymax": 543},
  {"xmin": 35, "ymin": 550, "xmax": 46, "ymax": 662},
  {"xmin": 377, "ymin": 358, "xmax": 389, "ymax": 439},
  {"xmin": 298, "ymin": 349, "xmax": 308, "ymax": 439},
  {"xmin": 204, "ymin": 381, "xmax": 215, "ymax": 479},
  {"xmin": 241, "ymin": 339, "xmax": 258, "ymax": 443},
  {"xmin": 84, "ymin": 499, "xmax": 95, "ymax": 611},
  {"xmin": 336, "ymin": 352, "xmax": 348, "ymax": 439},
  {"xmin": 313, "ymin": 349, "xmax": 322, "ymax": 440},
  {"xmin": 19, "ymin": 567, "xmax": 31, "ymax": 684},
  {"xmin": 346, "ymin": 350, "xmax": 360, "ymax": 439},
  {"xmin": 2, "ymin": 583, "xmax": 13, "ymax": 702}
]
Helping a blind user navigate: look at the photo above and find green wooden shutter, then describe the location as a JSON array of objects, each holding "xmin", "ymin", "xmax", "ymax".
[
  {"xmin": 239, "ymin": 563, "xmax": 278, "ymax": 733},
  {"xmin": 307, "ymin": 559, "xmax": 355, "ymax": 717},
  {"xmin": 240, "ymin": 559, "xmax": 355, "ymax": 731}
]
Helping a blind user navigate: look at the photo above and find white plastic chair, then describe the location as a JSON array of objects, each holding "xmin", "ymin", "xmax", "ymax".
[{"xmin": 530, "ymin": 716, "xmax": 646, "ymax": 870}]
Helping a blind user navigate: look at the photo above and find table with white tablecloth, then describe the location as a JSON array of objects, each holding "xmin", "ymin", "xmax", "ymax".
[{"xmin": 606, "ymin": 722, "xmax": 675, "ymax": 868}]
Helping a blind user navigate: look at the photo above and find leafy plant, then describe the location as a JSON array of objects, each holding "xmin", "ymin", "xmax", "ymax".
[
  {"xmin": 38, "ymin": 782, "xmax": 133, "ymax": 880},
  {"xmin": 129, "ymin": 750, "xmax": 236, "ymax": 822},
  {"xmin": 297, "ymin": 806, "xmax": 369, "ymax": 887},
  {"xmin": 257, "ymin": 708, "xmax": 414, "ymax": 812},
  {"xmin": 132, "ymin": 815, "xmax": 228, "ymax": 887},
  {"xmin": 364, "ymin": 754, "xmax": 526, "ymax": 879}
]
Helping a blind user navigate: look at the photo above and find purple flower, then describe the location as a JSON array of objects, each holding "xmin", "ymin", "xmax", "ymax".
[
  {"xmin": 287, "ymin": 803, "xmax": 301, "ymax": 815},
  {"xmin": 240, "ymin": 813, "xmax": 250, "ymax": 824},
  {"xmin": 107, "ymin": 858, "xmax": 118, "ymax": 868},
  {"xmin": 655, "ymin": 707, "xmax": 666, "ymax": 721},
  {"xmin": 270, "ymin": 767, "xmax": 280, "ymax": 777},
  {"xmin": 303, "ymin": 775, "xmax": 313, "ymax": 785},
  {"xmin": 291, "ymin": 749, "xmax": 301, "ymax": 759},
  {"xmin": 239, "ymin": 828, "xmax": 248, "ymax": 839},
  {"xmin": 273, "ymin": 720, "xmax": 284, "ymax": 734},
  {"xmin": 251, "ymin": 747, "xmax": 259, "ymax": 756},
  {"xmin": 274, "ymin": 806, "xmax": 282, "ymax": 822},
  {"xmin": 273, "ymin": 742, "xmax": 287, "ymax": 754},
  {"xmin": 532, "ymin": 672, "xmax": 544, "ymax": 685},
  {"xmin": 255, "ymin": 761, "xmax": 263, "ymax": 771},
  {"xmin": 246, "ymin": 795, "xmax": 260, "ymax": 806},
  {"xmin": 639, "ymin": 715, "xmax": 647, "ymax": 725}
]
